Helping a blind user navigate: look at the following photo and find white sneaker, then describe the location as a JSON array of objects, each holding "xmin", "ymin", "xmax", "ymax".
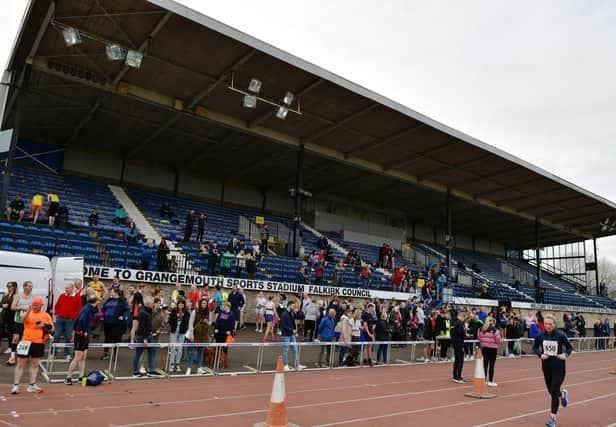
[
  {"xmin": 296, "ymin": 364, "xmax": 306, "ymax": 371},
  {"xmin": 197, "ymin": 367, "xmax": 206, "ymax": 375},
  {"xmin": 27, "ymin": 384, "xmax": 43, "ymax": 393},
  {"xmin": 509, "ymin": 354, "xmax": 515, "ymax": 358},
  {"xmin": 283, "ymin": 365, "xmax": 291, "ymax": 372},
  {"xmin": 4, "ymin": 348, "xmax": 11, "ymax": 354},
  {"xmin": 255, "ymin": 328, "xmax": 259, "ymax": 332},
  {"xmin": 65, "ymin": 354, "xmax": 72, "ymax": 361},
  {"xmin": 185, "ymin": 368, "xmax": 192, "ymax": 376},
  {"xmin": 487, "ymin": 381, "xmax": 498, "ymax": 387},
  {"xmin": 139, "ymin": 366, "xmax": 147, "ymax": 375},
  {"xmin": 10, "ymin": 385, "xmax": 18, "ymax": 395}
]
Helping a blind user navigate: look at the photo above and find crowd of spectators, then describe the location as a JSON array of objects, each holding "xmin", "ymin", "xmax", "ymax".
[{"xmin": 4, "ymin": 192, "xmax": 69, "ymax": 227}]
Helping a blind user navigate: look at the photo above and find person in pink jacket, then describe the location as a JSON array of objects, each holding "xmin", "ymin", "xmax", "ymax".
[{"xmin": 478, "ymin": 316, "xmax": 501, "ymax": 387}]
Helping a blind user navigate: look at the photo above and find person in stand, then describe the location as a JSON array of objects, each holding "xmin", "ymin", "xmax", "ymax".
[
  {"xmin": 451, "ymin": 310, "xmax": 468, "ymax": 383},
  {"xmin": 112, "ymin": 206, "xmax": 127, "ymax": 225},
  {"xmin": 64, "ymin": 291, "xmax": 98, "ymax": 385},
  {"xmin": 157, "ymin": 239, "xmax": 170, "ymax": 272},
  {"xmin": 196, "ymin": 213, "xmax": 206, "ymax": 242},
  {"xmin": 30, "ymin": 193, "xmax": 44, "ymax": 224},
  {"xmin": 160, "ymin": 202, "xmax": 174, "ymax": 221},
  {"xmin": 532, "ymin": 314, "xmax": 573, "ymax": 427},
  {"xmin": 184, "ymin": 210, "xmax": 195, "ymax": 242},
  {"xmin": 87, "ymin": 209, "xmax": 99, "ymax": 227},
  {"xmin": 11, "ymin": 297, "xmax": 53, "ymax": 394},
  {"xmin": 478, "ymin": 316, "xmax": 501, "ymax": 387},
  {"xmin": 47, "ymin": 192, "xmax": 60, "ymax": 226},
  {"xmin": 6, "ymin": 194, "xmax": 25, "ymax": 222},
  {"xmin": 260, "ymin": 224, "xmax": 270, "ymax": 254}
]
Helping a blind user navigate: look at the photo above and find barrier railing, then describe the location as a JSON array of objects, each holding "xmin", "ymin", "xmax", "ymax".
[{"xmin": 40, "ymin": 336, "xmax": 614, "ymax": 383}]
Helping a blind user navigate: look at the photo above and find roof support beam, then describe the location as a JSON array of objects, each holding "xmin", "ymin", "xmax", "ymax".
[
  {"xmin": 305, "ymin": 102, "xmax": 379, "ymax": 142},
  {"xmin": 493, "ymin": 187, "xmax": 568, "ymax": 206},
  {"xmin": 62, "ymin": 100, "xmax": 101, "ymax": 147},
  {"xmin": 126, "ymin": 47, "xmax": 257, "ymax": 158},
  {"xmin": 56, "ymin": 10, "xmax": 168, "ymax": 20},
  {"xmin": 417, "ymin": 153, "xmax": 495, "ymax": 181},
  {"xmin": 344, "ymin": 123, "xmax": 426, "ymax": 159},
  {"xmin": 28, "ymin": 59, "xmax": 594, "ymax": 240},
  {"xmin": 510, "ymin": 194, "xmax": 586, "ymax": 213},
  {"xmin": 385, "ymin": 140, "xmax": 454, "ymax": 171},
  {"xmin": 185, "ymin": 132, "xmax": 238, "ymax": 167},
  {"xmin": 545, "ymin": 204, "xmax": 608, "ymax": 222},
  {"xmin": 232, "ymin": 148, "xmax": 294, "ymax": 179},
  {"xmin": 472, "ymin": 175, "xmax": 544, "ymax": 198},
  {"xmin": 248, "ymin": 78, "xmax": 323, "ymax": 128}
]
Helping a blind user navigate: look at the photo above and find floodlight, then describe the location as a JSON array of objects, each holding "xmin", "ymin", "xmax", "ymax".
[
  {"xmin": 248, "ymin": 78, "xmax": 262, "ymax": 94},
  {"xmin": 106, "ymin": 44, "xmax": 126, "ymax": 61},
  {"xmin": 282, "ymin": 91, "xmax": 294, "ymax": 106},
  {"xmin": 125, "ymin": 50, "xmax": 144, "ymax": 69},
  {"xmin": 275, "ymin": 105, "xmax": 289, "ymax": 120},
  {"xmin": 62, "ymin": 27, "xmax": 82, "ymax": 47},
  {"xmin": 243, "ymin": 94, "xmax": 257, "ymax": 108}
]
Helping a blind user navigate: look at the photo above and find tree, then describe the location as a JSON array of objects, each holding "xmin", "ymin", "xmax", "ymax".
[{"xmin": 587, "ymin": 257, "xmax": 616, "ymax": 296}]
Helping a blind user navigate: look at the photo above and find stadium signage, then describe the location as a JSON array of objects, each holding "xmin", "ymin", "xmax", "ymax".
[{"xmin": 83, "ymin": 265, "xmax": 412, "ymax": 300}]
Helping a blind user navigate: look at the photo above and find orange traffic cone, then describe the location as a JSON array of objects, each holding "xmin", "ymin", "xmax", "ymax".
[
  {"xmin": 464, "ymin": 347, "xmax": 496, "ymax": 399},
  {"xmin": 254, "ymin": 356, "xmax": 299, "ymax": 427}
]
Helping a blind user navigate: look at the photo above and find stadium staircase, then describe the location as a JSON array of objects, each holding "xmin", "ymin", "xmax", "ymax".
[
  {"xmin": 300, "ymin": 222, "xmax": 348, "ymax": 259},
  {"xmin": 108, "ymin": 185, "xmax": 195, "ymax": 273}
]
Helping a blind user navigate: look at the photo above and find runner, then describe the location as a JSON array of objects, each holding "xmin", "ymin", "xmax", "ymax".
[
  {"xmin": 532, "ymin": 313, "xmax": 573, "ymax": 427},
  {"xmin": 11, "ymin": 297, "xmax": 53, "ymax": 394},
  {"xmin": 65, "ymin": 291, "xmax": 98, "ymax": 385},
  {"xmin": 8, "ymin": 282, "xmax": 34, "ymax": 366}
]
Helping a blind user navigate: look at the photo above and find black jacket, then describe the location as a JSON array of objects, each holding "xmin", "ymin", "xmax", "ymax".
[
  {"xmin": 451, "ymin": 319, "xmax": 466, "ymax": 345},
  {"xmin": 135, "ymin": 307, "xmax": 153, "ymax": 338},
  {"xmin": 169, "ymin": 309, "xmax": 190, "ymax": 334}
]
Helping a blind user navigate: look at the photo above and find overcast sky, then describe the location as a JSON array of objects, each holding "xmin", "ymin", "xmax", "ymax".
[{"xmin": 1, "ymin": 0, "xmax": 615, "ymax": 263}]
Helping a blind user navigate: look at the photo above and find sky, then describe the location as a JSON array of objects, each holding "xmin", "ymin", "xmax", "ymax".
[{"xmin": 1, "ymin": 0, "xmax": 615, "ymax": 264}]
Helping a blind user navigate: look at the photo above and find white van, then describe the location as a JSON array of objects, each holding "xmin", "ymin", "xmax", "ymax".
[{"xmin": 0, "ymin": 251, "xmax": 83, "ymax": 310}]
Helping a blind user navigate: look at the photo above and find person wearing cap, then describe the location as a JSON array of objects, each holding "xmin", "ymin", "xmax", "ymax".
[
  {"xmin": 11, "ymin": 296, "xmax": 53, "ymax": 394},
  {"xmin": 65, "ymin": 290, "xmax": 98, "ymax": 385}
]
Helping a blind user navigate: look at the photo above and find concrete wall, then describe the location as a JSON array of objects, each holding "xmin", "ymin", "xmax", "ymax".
[
  {"xmin": 178, "ymin": 172, "xmax": 221, "ymax": 201},
  {"xmin": 124, "ymin": 161, "xmax": 175, "ymax": 192},
  {"xmin": 63, "ymin": 148, "xmax": 123, "ymax": 181}
]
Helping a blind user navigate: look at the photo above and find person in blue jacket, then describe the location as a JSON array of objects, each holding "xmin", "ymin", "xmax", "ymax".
[
  {"xmin": 65, "ymin": 291, "xmax": 98, "ymax": 385},
  {"xmin": 316, "ymin": 308, "xmax": 336, "ymax": 367},
  {"xmin": 532, "ymin": 313, "xmax": 573, "ymax": 427}
]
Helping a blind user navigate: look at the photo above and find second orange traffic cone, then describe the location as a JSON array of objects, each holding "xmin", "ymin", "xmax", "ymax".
[
  {"xmin": 464, "ymin": 347, "xmax": 496, "ymax": 399},
  {"xmin": 254, "ymin": 356, "xmax": 299, "ymax": 427}
]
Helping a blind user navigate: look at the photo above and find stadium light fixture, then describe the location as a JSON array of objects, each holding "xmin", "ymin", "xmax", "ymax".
[
  {"xmin": 125, "ymin": 50, "xmax": 144, "ymax": 69},
  {"xmin": 106, "ymin": 44, "xmax": 126, "ymax": 61},
  {"xmin": 248, "ymin": 78, "xmax": 262, "ymax": 94},
  {"xmin": 275, "ymin": 105, "xmax": 289, "ymax": 120},
  {"xmin": 282, "ymin": 91, "xmax": 294, "ymax": 106},
  {"xmin": 62, "ymin": 27, "xmax": 82, "ymax": 47},
  {"xmin": 243, "ymin": 94, "xmax": 258, "ymax": 109}
]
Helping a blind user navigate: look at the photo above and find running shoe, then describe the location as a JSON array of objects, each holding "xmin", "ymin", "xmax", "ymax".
[
  {"xmin": 10, "ymin": 385, "xmax": 18, "ymax": 395},
  {"xmin": 487, "ymin": 381, "xmax": 498, "ymax": 387},
  {"xmin": 545, "ymin": 415, "xmax": 557, "ymax": 427},
  {"xmin": 64, "ymin": 377, "xmax": 72, "ymax": 386},
  {"xmin": 27, "ymin": 384, "xmax": 43, "ymax": 393},
  {"xmin": 560, "ymin": 389, "xmax": 568, "ymax": 408}
]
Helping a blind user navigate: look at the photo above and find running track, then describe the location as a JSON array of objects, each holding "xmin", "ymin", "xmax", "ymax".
[{"xmin": 0, "ymin": 351, "xmax": 615, "ymax": 426}]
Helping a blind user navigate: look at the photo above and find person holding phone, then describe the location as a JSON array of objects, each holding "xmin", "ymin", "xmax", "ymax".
[
  {"xmin": 532, "ymin": 313, "xmax": 573, "ymax": 427},
  {"xmin": 478, "ymin": 316, "xmax": 501, "ymax": 387}
]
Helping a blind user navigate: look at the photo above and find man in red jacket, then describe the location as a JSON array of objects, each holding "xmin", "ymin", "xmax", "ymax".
[{"xmin": 54, "ymin": 283, "xmax": 82, "ymax": 360}]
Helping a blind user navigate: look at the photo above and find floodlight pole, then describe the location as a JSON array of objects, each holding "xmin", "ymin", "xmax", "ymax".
[
  {"xmin": 535, "ymin": 219, "xmax": 542, "ymax": 288},
  {"xmin": 292, "ymin": 144, "xmax": 305, "ymax": 258},
  {"xmin": 593, "ymin": 237, "xmax": 599, "ymax": 295}
]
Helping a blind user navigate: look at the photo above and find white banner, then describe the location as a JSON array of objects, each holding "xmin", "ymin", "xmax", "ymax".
[{"xmin": 83, "ymin": 265, "xmax": 416, "ymax": 301}]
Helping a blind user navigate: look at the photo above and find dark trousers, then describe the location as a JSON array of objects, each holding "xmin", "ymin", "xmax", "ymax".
[
  {"xmin": 440, "ymin": 339, "xmax": 450, "ymax": 358},
  {"xmin": 104, "ymin": 322, "xmax": 125, "ymax": 354},
  {"xmin": 542, "ymin": 362, "xmax": 566, "ymax": 414},
  {"xmin": 482, "ymin": 347, "xmax": 497, "ymax": 382},
  {"xmin": 376, "ymin": 344, "xmax": 387, "ymax": 363},
  {"xmin": 304, "ymin": 320, "xmax": 316, "ymax": 341},
  {"xmin": 452, "ymin": 343, "xmax": 464, "ymax": 380},
  {"xmin": 196, "ymin": 228, "xmax": 204, "ymax": 242}
]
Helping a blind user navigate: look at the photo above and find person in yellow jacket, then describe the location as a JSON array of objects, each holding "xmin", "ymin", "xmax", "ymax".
[
  {"xmin": 47, "ymin": 193, "xmax": 60, "ymax": 226},
  {"xmin": 30, "ymin": 193, "xmax": 44, "ymax": 224}
]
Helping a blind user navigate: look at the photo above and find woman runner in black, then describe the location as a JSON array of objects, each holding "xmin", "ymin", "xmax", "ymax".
[{"xmin": 532, "ymin": 313, "xmax": 572, "ymax": 427}]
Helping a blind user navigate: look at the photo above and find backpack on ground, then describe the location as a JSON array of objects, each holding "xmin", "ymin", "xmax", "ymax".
[{"xmin": 85, "ymin": 370, "xmax": 108, "ymax": 386}]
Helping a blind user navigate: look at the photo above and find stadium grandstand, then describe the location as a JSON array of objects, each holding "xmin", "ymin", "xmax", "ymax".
[{"xmin": 2, "ymin": 0, "xmax": 616, "ymax": 312}]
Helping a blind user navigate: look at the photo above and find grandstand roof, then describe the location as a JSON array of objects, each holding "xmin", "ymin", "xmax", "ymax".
[{"xmin": 3, "ymin": 0, "xmax": 616, "ymax": 249}]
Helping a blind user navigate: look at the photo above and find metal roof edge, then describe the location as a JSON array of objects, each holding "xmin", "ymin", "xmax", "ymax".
[
  {"xmin": 136, "ymin": 2, "xmax": 613, "ymax": 213},
  {"xmin": 3, "ymin": 0, "xmax": 36, "ymax": 72}
]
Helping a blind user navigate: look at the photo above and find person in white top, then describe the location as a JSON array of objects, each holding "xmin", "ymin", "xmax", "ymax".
[
  {"xmin": 263, "ymin": 296, "xmax": 276, "ymax": 341},
  {"xmin": 255, "ymin": 292, "xmax": 267, "ymax": 333}
]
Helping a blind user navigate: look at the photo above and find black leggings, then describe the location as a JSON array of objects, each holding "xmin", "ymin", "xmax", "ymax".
[
  {"xmin": 542, "ymin": 362, "xmax": 566, "ymax": 415},
  {"xmin": 452, "ymin": 344, "xmax": 464, "ymax": 380},
  {"xmin": 482, "ymin": 347, "xmax": 497, "ymax": 382}
]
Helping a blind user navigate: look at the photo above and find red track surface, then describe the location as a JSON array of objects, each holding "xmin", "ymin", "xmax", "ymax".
[{"xmin": 0, "ymin": 351, "xmax": 615, "ymax": 427}]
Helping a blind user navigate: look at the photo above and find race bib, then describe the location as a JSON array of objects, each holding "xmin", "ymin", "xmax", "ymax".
[
  {"xmin": 16, "ymin": 340, "xmax": 31, "ymax": 356},
  {"xmin": 543, "ymin": 340, "xmax": 558, "ymax": 357}
]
